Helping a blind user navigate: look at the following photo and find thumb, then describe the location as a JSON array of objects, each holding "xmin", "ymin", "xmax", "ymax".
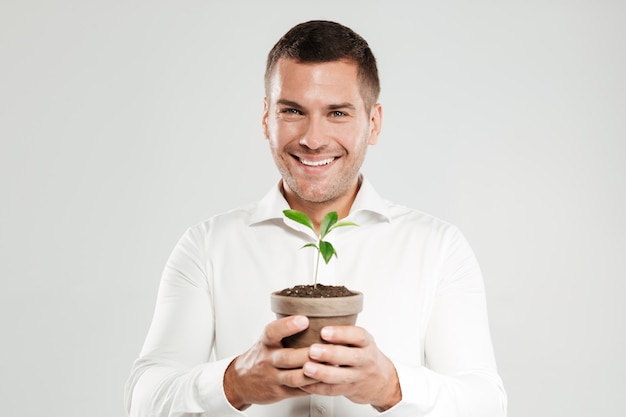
[{"xmin": 263, "ymin": 315, "xmax": 309, "ymax": 346}]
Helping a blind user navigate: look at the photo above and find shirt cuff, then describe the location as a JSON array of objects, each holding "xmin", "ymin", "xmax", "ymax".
[
  {"xmin": 377, "ymin": 362, "xmax": 433, "ymax": 416},
  {"xmin": 196, "ymin": 356, "xmax": 247, "ymax": 416}
]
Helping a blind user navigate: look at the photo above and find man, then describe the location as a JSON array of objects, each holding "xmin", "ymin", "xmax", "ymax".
[{"xmin": 125, "ymin": 20, "xmax": 507, "ymax": 416}]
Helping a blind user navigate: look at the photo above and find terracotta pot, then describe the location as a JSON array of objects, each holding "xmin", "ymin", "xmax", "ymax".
[{"xmin": 270, "ymin": 291, "xmax": 363, "ymax": 348}]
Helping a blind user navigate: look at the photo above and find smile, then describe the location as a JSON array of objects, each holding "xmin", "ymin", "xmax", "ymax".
[{"xmin": 299, "ymin": 157, "xmax": 335, "ymax": 167}]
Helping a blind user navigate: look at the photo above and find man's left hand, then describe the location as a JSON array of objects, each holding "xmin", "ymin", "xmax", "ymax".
[{"xmin": 299, "ymin": 326, "xmax": 402, "ymax": 412}]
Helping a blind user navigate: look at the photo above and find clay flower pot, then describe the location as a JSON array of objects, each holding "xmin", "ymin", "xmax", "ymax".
[{"xmin": 271, "ymin": 290, "xmax": 363, "ymax": 348}]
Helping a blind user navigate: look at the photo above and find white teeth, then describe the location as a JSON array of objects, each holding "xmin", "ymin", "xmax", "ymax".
[{"xmin": 300, "ymin": 157, "xmax": 335, "ymax": 167}]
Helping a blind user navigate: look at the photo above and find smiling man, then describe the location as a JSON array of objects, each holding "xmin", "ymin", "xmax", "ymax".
[
  {"xmin": 263, "ymin": 58, "xmax": 381, "ymax": 224},
  {"xmin": 125, "ymin": 21, "xmax": 507, "ymax": 417}
]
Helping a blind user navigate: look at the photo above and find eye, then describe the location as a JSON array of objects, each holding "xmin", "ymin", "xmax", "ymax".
[
  {"xmin": 281, "ymin": 108, "xmax": 302, "ymax": 115},
  {"xmin": 278, "ymin": 107, "xmax": 304, "ymax": 121},
  {"xmin": 330, "ymin": 110, "xmax": 346, "ymax": 117}
]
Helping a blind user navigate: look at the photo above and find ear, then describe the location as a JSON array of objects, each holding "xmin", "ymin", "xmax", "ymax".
[
  {"xmin": 367, "ymin": 103, "xmax": 382, "ymax": 145},
  {"xmin": 262, "ymin": 98, "xmax": 270, "ymax": 140}
]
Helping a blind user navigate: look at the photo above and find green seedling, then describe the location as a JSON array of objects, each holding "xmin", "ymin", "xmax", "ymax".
[{"xmin": 283, "ymin": 210, "xmax": 358, "ymax": 289}]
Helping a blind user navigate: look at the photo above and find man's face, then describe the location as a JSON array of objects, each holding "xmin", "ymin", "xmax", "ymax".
[{"xmin": 263, "ymin": 59, "xmax": 382, "ymax": 206}]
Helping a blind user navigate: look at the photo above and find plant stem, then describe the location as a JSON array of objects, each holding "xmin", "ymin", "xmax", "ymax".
[{"xmin": 314, "ymin": 247, "xmax": 320, "ymax": 289}]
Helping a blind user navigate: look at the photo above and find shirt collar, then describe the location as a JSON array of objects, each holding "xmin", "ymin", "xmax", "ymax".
[{"xmin": 248, "ymin": 175, "xmax": 391, "ymax": 227}]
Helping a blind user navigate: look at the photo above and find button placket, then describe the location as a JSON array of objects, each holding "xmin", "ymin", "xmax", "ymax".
[{"xmin": 310, "ymin": 395, "xmax": 334, "ymax": 417}]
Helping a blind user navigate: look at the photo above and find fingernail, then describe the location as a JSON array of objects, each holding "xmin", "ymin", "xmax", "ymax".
[
  {"xmin": 303, "ymin": 362, "xmax": 315, "ymax": 376},
  {"xmin": 321, "ymin": 327, "xmax": 333, "ymax": 340},
  {"xmin": 294, "ymin": 315, "xmax": 308, "ymax": 327},
  {"xmin": 309, "ymin": 344, "xmax": 322, "ymax": 359}
]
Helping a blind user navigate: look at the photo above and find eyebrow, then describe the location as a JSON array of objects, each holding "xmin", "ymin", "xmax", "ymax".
[
  {"xmin": 276, "ymin": 99, "xmax": 356, "ymax": 111},
  {"xmin": 276, "ymin": 99, "xmax": 302, "ymax": 109},
  {"xmin": 327, "ymin": 103, "xmax": 356, "ymax": 111}
]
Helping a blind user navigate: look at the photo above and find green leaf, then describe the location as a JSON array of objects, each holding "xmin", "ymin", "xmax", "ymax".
[
  {"xmin": 319, "ymin": 241, "xmax": 336, "ymax": 264},
  {"xmin": 283, "ymin": 209, "xmax": 315, "ymax": 232},
  {"xmin": 319, "ymin": 212, "xmax": 338, "ymax": 239},
  {"xmin": 282, "ymin": 209, "xmax": 359, "ymax": 286},
  {"xmin": 328, "ymin": 220, "xmax": 359, "ymax": 233}
]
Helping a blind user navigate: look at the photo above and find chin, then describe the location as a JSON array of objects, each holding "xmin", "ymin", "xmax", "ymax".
[
  {"xmin": 284, "ymin": 175, "xmax": 348, "ymax": 204},
  {"xmin": 295, "ymin": 186, "xmax": 342, "ymax": 204}
]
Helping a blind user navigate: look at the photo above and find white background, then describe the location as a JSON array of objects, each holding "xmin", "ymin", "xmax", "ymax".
[{"xmin": 1, "ymin": 1, "xmax": 624, "ymax": 416}]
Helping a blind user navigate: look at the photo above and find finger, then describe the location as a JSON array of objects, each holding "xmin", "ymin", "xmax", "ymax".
[
  {"xmin": 300, "ymin": 382, "xmax": 350, "ymax": 397},
  {"xmin": 276, "ymin": 368, "xmax": 319, "ymax": 388},
  {"xmin": 309, "ymin": 343, "xmax": 363, "ymax": 367},
  {"xmin": 321, "ymin": 325, "xmax": 370, "ymax": 347},
  {"xmin": 263, "ymin": 316, "xmax": 309, "ymax": 346},
  {"xmin": 303, "ymin": 358, "xmax": 361, "ymax": 384},
  {"xmin": 272, "ymin": 347, "xmax": 310, "ymax": 369}
]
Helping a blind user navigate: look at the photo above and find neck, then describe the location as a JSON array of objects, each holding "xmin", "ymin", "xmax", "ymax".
[{"xmin": 281, "ymin": 177, "xmax": 362, "ymax": 233}]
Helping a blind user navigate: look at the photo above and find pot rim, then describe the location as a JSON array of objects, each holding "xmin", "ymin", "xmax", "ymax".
[{"xmin": 270, "ymin": 291, "xmax": 363, "ymax": 317}]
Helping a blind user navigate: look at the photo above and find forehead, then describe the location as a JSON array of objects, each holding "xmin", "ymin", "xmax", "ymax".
[{"xmin": 268, "ymin": 59, "xmax": 363, "ymax": 104}]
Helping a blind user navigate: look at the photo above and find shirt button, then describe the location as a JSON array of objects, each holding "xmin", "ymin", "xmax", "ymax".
[{"xmin": 316, "ymin": 405, "xmax": 327, "ymax": 415}]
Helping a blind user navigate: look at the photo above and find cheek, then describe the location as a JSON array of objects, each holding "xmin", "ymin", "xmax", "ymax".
[
  {"xmin": 335, "ymin": 124, "xmax": 370, "ymax": 147},
  {"xmin": 271, "ymin": 120, "xmax": 303, "ymax": 143}
]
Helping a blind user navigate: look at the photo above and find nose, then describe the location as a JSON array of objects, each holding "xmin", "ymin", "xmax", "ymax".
[{"xmin": 299, "ymin": 117, "xmax": 328, "ymax": 150}]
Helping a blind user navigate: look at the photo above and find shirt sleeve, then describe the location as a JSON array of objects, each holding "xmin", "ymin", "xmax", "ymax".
[
  {"xmin": 124, "ymin": 224, "xmax": 245, "ymax": 417},
  {"xmin": 382, "ymin": 227, "xmax": 507, "ymax": 416}
]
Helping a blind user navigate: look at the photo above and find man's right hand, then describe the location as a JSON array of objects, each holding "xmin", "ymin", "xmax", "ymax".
[{"xmin": 223, "ymin": 315, "xmax": 315, "ymax": 410}]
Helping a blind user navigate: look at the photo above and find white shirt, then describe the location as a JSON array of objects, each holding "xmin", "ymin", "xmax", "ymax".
[{"xmin": 125, "ymin": 178, "xmax": 507, "ymax": 417}]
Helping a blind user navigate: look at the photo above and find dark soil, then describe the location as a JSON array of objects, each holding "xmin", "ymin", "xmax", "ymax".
[{"xmin": 277, "ymin": 284, "xmax": 356, "ymax": 298}]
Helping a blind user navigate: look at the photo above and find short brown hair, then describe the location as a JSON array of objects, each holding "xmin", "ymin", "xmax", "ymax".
[{"xmin": 265, "ymin": 20, "xmax": 380, "ymax": 110}]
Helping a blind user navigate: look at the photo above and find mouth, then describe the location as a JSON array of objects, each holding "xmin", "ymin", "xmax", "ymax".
[{"xmin": 297, "ymin": 157, "xmax": 336, "ymax": 167}]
